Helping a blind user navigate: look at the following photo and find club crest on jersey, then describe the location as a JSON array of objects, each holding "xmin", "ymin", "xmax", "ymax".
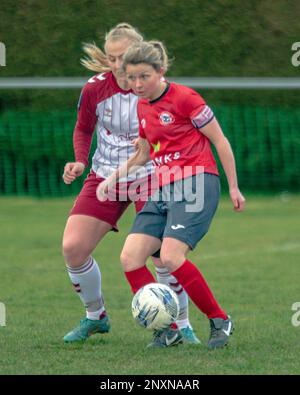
[
  {"xmin": 159, "ymin": 112, "xmax": 175, "ymax": 126},
  {"xmin": 141, "ymin": 118, "xmax": 146, "ymax": 128}
]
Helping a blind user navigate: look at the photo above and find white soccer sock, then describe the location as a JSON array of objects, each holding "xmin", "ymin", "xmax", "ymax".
[
  {"xmin": 155, "ymin": 266, "xmax": 191, "ymax": 329},
  {"xmin": 67, "ymin": 256, "xmax": 105, "ymax": 320},
  {"xmin": 86, "ymin": 306, "xmax": 105, "ymax": 321},
  {"xmin": 176, "ymin": 318, "xmax": 191, "ymax": 330}
]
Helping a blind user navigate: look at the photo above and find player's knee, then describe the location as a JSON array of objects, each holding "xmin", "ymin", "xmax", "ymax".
[
  {"xmin": 120, "ymin": 248, "xmax": 146, "ymax": 272},
  {"xmin": 62, "ymin": 238, "xmax": 89, "ymax": 268},
  {"xmin": 120, "ymin": 249, "xmax": 137, "ymax": 272},
  {"xmin": 160, "ymin": 251, "xmax": 185, "ymax": 272},
  {"xmin": 62, "ymin": 238, "xmax": 75, "ymax": 259}
]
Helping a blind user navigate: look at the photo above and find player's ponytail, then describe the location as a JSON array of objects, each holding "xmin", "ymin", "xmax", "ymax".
[
  {"xmin": 81, "ymin": 23, "xmax": 143, "ymax": 73},
  {"xmin": 80, "ymin": 42, "xmax": 110, "ymax": 73},
  {"xmin": 122, "ymin": 41, "xmax": 170, "ymax": 73},
  {"xmin": 148, "ymin": 41, "xmax": 170, "ymax": 72}
]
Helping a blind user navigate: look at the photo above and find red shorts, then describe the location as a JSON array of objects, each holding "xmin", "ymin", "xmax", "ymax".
[{"xmin": 69, "ymin": 170, "xmax": 157, "ymax": 231}]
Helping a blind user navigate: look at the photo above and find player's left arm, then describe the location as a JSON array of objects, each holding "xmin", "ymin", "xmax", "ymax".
[{"xmin": 200, "ymin": 117, "xmax": 246, "ymax": 212}]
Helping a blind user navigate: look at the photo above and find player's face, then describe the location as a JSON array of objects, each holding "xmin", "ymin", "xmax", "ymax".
[
  {"xmin": 126, "ymin": 63, "xmax": 164, "ymax": 101},
  {"xmin": 105, "ymin": 38, "xmax": 132, "ymax": 88}
]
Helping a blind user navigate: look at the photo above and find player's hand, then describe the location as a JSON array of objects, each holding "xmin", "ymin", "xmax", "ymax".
[
  {"xmin": 62, "ymin": 162, "xmax": 85, "ymax": 184},
  {"xmin": 132, "ymin": 138, "xmax": 139, "ymax": 151},
  {"xmin": 229, "ymin": 187, "xmax": 246, "ymax": 212}
]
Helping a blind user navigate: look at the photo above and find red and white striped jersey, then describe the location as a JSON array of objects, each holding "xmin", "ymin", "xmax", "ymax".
[{"xmin": 74, "ymin": 71, "xmax": 152, "ymax": 181}]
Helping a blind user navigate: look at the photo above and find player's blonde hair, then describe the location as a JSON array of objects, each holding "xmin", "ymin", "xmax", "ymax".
[
  {"xmin": 122, "ymin": 40, "xmax": 170, "ymax": 73},
  {"xmin": 81, "ymin": 23, "xmax": 143, "ymax": 73}
]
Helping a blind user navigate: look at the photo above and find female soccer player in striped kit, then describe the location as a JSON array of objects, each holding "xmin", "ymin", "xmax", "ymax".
[
  {"xmin": 62, "ymin": 24, "xmax": 198, "ymax": 344},
  {"xmin": 97, "ymin": 41, "xmax": 245, "ymax": 348}
]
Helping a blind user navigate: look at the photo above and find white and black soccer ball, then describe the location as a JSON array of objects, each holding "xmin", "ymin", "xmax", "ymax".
[{"xmin": 131, "ymin": 283, "xmax": 179, "ymax": 331}]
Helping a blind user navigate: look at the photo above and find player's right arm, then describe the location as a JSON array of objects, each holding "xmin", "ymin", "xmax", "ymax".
[
  {"xmin": 63, "ymin": 82, "xmax": 97, "ymax": 184},
  {"xmin": 127, "ymin": 137, "xmax": 151, "ymax": 168},
  {"xmin": 96, "ymin": 137, "xmax": 150, "ymax": 200}
]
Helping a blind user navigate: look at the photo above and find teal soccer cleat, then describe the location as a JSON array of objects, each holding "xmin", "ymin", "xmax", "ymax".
[
  {"xmin": 180, "ymin": 326, "xmax": 201, "ymax": 345},
  {"xmin": 63, "ymin": 315, "xmax": 110, "ymax": 343}
]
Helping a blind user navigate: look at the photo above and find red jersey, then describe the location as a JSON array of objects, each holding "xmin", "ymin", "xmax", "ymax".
[{"xmin": 137, "ymin": 82, "xmax": 219, "ymax": 186}]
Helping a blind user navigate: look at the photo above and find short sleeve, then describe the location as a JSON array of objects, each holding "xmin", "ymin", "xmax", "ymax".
[{"xmin": 177, "ymin": 87, "xmax": 215, "ymax": 129}]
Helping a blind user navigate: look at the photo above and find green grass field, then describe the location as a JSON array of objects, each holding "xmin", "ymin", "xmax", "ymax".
[{"xmin": 0, "ymin": 194, "xmax": 299, "ymax": 375}]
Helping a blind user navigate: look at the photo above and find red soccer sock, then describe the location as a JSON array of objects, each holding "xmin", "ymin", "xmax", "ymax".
[
  {"xmin": 171, "ymin": 259, "xmax": 227, "ymax": 320},
  {"xmin": 125, "ymin": 266, "xmax": 156, "ymax": 294}
]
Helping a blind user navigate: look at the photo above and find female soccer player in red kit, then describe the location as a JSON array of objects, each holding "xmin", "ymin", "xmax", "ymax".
[
  {"xmin": 97, "ymin": 41, "xmax": 246, "ymax": 349},
  {"xmin": 62, "ymin": 24, "xmax": 199, "ymax": 344}
]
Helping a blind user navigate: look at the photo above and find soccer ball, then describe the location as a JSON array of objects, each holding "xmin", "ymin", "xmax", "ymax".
[{"xmin": 131, "ymin": 283, "xmax": 179, "ymax": 331}]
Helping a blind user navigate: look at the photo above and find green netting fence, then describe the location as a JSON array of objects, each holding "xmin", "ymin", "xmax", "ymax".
[{"xmin": 0, "ymin": 105, "xmax": 299, "ymax": 196}]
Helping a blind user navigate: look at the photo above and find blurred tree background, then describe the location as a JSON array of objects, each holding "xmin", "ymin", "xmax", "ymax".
[
  {"xmin": 0, "ymin": 0, "xmax": 299, "ymax": 195},
  {"xmin": 0, "ymin": 0, "xmax": 299, "ymax": 109}
]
